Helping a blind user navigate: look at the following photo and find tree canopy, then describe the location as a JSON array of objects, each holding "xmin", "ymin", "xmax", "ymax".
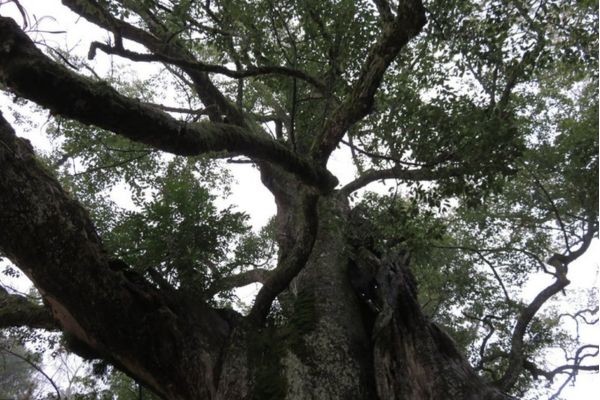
[{"xmin": 0, "ymin": 0, "xmax": 597, "ymax": 399}]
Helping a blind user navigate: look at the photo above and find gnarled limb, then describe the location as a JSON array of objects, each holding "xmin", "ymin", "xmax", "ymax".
[
  {"xmin": 0, "ymin": 17, "xmax": 337, "ymax": 192},
  {"xmin": 495, "ymin": 219, "xmax": 598, "ymax": 392},
  {"xmin": 247, "ymin": 191, "xmax": 319, "ymax": 323},
  {"xmin": 0, "ymin": 112, "xmax": 229, "ymax": 399}
]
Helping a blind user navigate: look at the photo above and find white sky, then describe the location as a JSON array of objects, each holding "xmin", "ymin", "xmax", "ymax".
[{"xmin": 0, "ymin": 1, "xmax": 598, "ymax": 398}]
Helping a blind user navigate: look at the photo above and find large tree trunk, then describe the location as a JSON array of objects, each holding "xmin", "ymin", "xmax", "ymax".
[
  {"xmin": 212, "ymin": 194, "xmax": 514, "ymax": 400},
  {"xmin": 281, "ymin": 195, "xmax": 376, "ymax": 399},
  {"xmin": 1, "ymin": 112, "xmax": 513, "ymax": 399}
]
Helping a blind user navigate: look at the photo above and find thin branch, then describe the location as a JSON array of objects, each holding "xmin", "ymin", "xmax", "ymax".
[
  {"xmin": 2, "ymin": 0, "xmax": 28, "ymax": 28},
  {"xmin": 463, "ymin": 312, "xmax": 503, "ymax": 371},
  {"xmin": 62, "ymin": 0, "xmax": 242, "ymax": 124},
  {"xmin": 88, "ymin": 41, "xmax": 328, "ymax": 94},
  {"xmin": 558, "ymin": 307, "xmax": 599, "ymax": 326},
  {"xmin": 529, "ymin": 172, "xmax": 572, "ymax": 253},
  {"xmin": 340, "ymin": 138, "xmax": 433, "ymax": 167},
  {"xmin": 71, "ymin": 153, "xmax": 152, "ymax": 176},
  {"xmin": 434, "ymin": 244, "xmax": 553, "ymax": 275},
  {"xmin": 340, "ymin": 165, "xmax": 461, "ymax": 196},
  {"xmin": 521, "ymin": 344, "xmax": 599, "ymax": 400},
  {"xmin": 473, "ymin": 251, "xmax": 511, "ymax": 302},
  {"xmin": 0, "ymin": 346, "xmax": 62, "ymax": 399}
]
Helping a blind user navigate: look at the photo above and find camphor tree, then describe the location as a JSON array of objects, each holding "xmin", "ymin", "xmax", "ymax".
[{"xmin": 0, "ymin": 0, "xmax": 597, "ymax": 399}]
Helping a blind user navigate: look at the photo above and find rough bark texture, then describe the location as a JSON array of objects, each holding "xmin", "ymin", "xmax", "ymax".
[
  {"xmin": 0, "ymin": 112, "xmax": 229, "ymax": 400},
  {"xmin": 207, "ymin": 193, "xmax": 515, "ymax": 400},
  {"xmin": 281, "ymin": 195, "xmax": 376, "ymax": 400}
]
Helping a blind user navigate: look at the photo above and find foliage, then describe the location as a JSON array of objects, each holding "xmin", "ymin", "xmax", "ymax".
[{"xmin": 0, "ymin": 0, "xmax": 597, "ymax": 398}]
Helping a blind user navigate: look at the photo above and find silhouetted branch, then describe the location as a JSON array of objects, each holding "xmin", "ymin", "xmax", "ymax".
[{"xmin": 88, "ymin": 41, "xmax": 328, "ymax": 94}]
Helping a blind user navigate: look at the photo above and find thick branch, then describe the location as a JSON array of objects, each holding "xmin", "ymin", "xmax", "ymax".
[
  {"xmin": 0, "ymin": 112, "xmax": 229, "ymax": 399},
  {"xmin": 0, "ymin": 17, "xmax": 336, "ymax": 191},
  {"xmin": 248, "ymin": 192, "xmax": 319, "ymax": 323},
  {"xmin": 0, "ymin": 286, "xmax": 57, "ymax": 330},
  {"xmin": 311, "ymin": 0, "xmax": 426, "ymax": 163}
]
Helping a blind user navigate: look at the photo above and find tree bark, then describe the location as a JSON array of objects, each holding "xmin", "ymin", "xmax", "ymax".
[
  {"xmin": 270, "ymin": 196, "xmax": 514, "ymax": 400},
  {"xmin": 280, "ymin": 195, "xmax": 376, "ymax": 399},
  {"xmin": 207, "ymin": 192, "xmax": 515, "ymax": 400}
]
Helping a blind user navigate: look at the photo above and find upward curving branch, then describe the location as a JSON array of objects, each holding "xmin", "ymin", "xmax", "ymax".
[
  {"xmin": 311, "ymin": 0, "xmax": 426, "ymax": 163},
  {"xmin": 495, "ymin": 219, "xmax": 598, "ymax": 392},
  {"xmin": 0, "ymin": 17, "xmax": 336, "ymax": 191}
]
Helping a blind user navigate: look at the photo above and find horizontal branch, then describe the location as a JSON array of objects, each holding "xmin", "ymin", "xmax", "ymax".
[
  {"xmin": 0, "ymin": 286, "xmax": 57, "ymax": 330},
  {"xmin": 523, "ymin": 358, "xmax": 599, "ymax": 382},
  {"xmin": 340, "ymin": 165, "xmax": 461, "ymax": 196},
  {"xmin": 89, "ymin": 41, "xmax": 328, "ymax": 94},
  {"xmin": 522, "ymin": 343, "xmax": 599, "ymax": 397},
  {"xmin": 0, "ymin": 17, "xmax": 336, "ymax": 192}
]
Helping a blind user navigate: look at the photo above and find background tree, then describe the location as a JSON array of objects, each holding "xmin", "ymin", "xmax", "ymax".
[
  {"xmin": 0, "ymin": 0, "xmax": 597, "ymax": 399},
  {"xmin": 0, "ymin": 334, "xmax": 39, "ymax": 399}
]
